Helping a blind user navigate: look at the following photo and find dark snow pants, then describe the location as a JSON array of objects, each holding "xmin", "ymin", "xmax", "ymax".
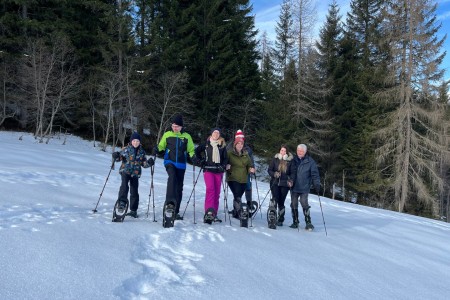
[
  {"xmin": 118, "ymin": 172, "xmax": 139, "ymax": 211},
  {"xmin": 165, "ymin": 164, "xmax": 186, "ymax": 215}
]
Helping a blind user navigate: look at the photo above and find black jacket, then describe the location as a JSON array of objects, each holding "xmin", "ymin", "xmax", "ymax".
[
  {"xmin": 195, "ymin": 137, "xmax": 228, "ymax": 173},
  {"xmin": 268, "ymin": 153, "xmax": 293, "ymax": 187}
]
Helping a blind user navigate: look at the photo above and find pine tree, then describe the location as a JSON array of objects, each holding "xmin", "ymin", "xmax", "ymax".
[
  {"xmin": 274, "ymin": 0, "xmax": 295, "ymax": 81},
  {"xmin": 315, "ymin": 0, "xmax": 343, "ymax": 194},
  {"xmin": 330, "ymin": 0, "xmax": 386, "ymax": 203}
]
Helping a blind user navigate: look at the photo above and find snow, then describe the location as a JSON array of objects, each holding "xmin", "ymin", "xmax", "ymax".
[{"xmin": 0, "ymin": 131, "xmax": 449, "ymax": 300}]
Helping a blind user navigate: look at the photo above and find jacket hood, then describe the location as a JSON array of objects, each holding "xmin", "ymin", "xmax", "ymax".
[{"xmin": 275, "ymin": 152, "xmax": 293, "ymax": 161}]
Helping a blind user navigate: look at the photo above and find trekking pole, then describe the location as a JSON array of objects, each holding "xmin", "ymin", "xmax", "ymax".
[
  {"xmin": 193, "ymin": 164, "xmax": 196, "ymax": 224},
  {"xmin": 92, "ymin": 158, "xmax": 115, "ymax": 213},
  {"xmin": 181, "ymin": 166, "xmax": 203, "ymax": 218},
  {"xmin": 225, "ymin": 181, "xmax": 232, "ymax": 226},
  {"xmin": 146, "ymin": 154, "xmax": 157, "ymax": 221},
  {"xmin": 252, "ymin": 173, "xmax": 262, "ymax": 219},
  {"xmin": 222, "ymin": 175, "xmax": 227, "ymax": 222},
  {"xmin": 252, "ymin": 179, "xmax": 277, "ymax": 220},
  {"xmin": 318, "ymin": 196, "xmax": 328, "ymax": 236}
]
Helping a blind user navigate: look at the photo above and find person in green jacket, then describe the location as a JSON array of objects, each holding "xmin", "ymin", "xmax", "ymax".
[
  {"xmin": 157, "ymin": 114, "xmax": 198, "ymax": 220},
  {"xmin": 226, "ymin": 137, "xmax": 255, "ymax": 218}
]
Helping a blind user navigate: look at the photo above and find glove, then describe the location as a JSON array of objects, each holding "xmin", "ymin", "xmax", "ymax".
[
  {"xmin": 152, "ymin": 146, "xmax": 159, "ymax": 156},
  {"xmin": 112, "ymin": 152, "xmax": 120, "ymax": 160},
  {"xmin": 274, "ymin": 171, "xmax": 281, "ymax": 178},
  {"xmin": 147, "ymin": 157, "xmax": 154, "ymax": 166},
  {"xmin": 153, "ymin": 146, "xmax": 164, "ymax": 157},
  {"xmin": 191, "ymin": 155, "xmax": 201, "ymax": 166},
  {"xmin": 315, "ymin": 185, "xmax": 321, "ymax": 194}
]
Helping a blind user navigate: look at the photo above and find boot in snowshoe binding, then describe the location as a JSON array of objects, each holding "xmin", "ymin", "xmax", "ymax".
[
  {"xmin": 303, "ymin": 206, "xmax": 314, "ymax": 231},
  {"xmin": 267, "ymin": 200, "xmax": 277, "ymax": 229},
  {"xmin": 239, "ymin": 202, "xmax": 249, "ymax": 228},
  {"xmin": 112, "ymin": 200, "xmax": 128, "ymax": 222},
  {"xmin": 163, "ymin": 202, "xmax": 176, "ymax": 228},
  {"xmin": 204, "ymin": 208, "xmax": 215, "ymax": 224}
]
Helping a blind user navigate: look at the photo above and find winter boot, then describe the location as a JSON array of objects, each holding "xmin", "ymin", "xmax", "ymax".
[
  {"xmin": 126, "ymin": 210, "xmax": 138, "ymax": 218},
  {"xmin": 229, "ymin": 198, "xmax": 241, "ymax": 219},
  {"xmin": 304, "ymin": 206, "xmax": 314, "ymax": 231},
  {"xmin": 289, "ymin": 208, "xmax": 299, "ymax": 229},
  {"xmin": 277, "ymin": 207, "xmax": 285, "ymax": 226},
  {"xmin": 118, "ymin": 200, "xmax": 127, "ymax": 213},
  {"xmin": 204, "ymin": 208, "xmax": 215, "ymax": 224}
]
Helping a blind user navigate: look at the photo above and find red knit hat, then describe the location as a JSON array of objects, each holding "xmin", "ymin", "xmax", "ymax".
[{"xmin": 235, "ymin": 129, "xmax": 245, "ymax": 140}]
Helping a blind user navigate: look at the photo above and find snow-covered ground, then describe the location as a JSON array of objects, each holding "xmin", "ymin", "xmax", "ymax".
[{"xmin": 0, "ymin": 131, "xmax": 449, "ymax": 300}]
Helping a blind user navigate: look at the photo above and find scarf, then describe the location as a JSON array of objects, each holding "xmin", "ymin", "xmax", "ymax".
[{"xmin": 210, "ymin": 139, "xmax": 221, "ymax": 163}]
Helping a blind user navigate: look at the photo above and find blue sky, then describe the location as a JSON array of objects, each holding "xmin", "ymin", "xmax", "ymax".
[{"xmin": 250, "ymin": 0, "xmax": 450, "ymax": 81}]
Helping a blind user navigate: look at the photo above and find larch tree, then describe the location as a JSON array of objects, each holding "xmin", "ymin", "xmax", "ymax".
[{"xmin": 376, "ymin": 0, "xmax": 449, "ymax": 216}]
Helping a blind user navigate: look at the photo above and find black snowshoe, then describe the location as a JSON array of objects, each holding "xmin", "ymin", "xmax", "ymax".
[
  {"xmin": 267, "ymin": 201, "xmax": 277, "ymax": 229},
  {"xmin": 204, "ymin": 208, "xmax": 215, "ymax": 224},
  {"xmin": 112, "ymin": 200, "xmax": 128, "ymax": 222},
  {"xmin": 163, "ymin": 202, "xmax": 176, "ymax": 228},
  {"xmin": 239, "ymin": 202, "xmax": 249, "ymax": 228},
  {"xmin": 248, "ymin": 201, "xmax": 259, "ymax": 218}
]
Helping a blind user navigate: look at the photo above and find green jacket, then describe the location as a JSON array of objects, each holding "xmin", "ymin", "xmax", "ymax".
[
  {"xmin": 226, "ymin": 149, "xmax": 253, "ymax": 183},
  {"xmin": 158, "ymin": 130, "xmax": 195, "ymax": 170}
]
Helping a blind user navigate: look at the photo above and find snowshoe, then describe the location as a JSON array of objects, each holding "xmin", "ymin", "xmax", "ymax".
[
  {"xmin": 248, "ymin": 201, "xmax": 259, "ymax": 218},
  {"xmin": 175, "ymin": 214, "xmax": 184, "ymax": 220},
  {"xmin": 239, "ymin": 202, "xmax": 249, "ymax": 228},
  {"xmin": 305, "ymin": 223, "xmax": 314, "ymax": 231},
  {"xmin": 204, "ymin": 208, "xmax": 215, "ymax": 224},
  {"xmin": 112, "ymin": 200, "xmax": 128, "ymax": 222},
  {"xmin": 267, "ymin": 202, "xmax": 277, "ymax": 230},
  {"xmin": 163, "ymin": 202, "xmax": 176, "ymax": 228}
]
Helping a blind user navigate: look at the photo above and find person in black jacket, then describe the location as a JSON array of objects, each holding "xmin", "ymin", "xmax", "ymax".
[
  {"xmin": 268, "ymin": 145, "xmax": 293, "ymax": 226},
  {"xmin": 195, "ymin": 128, "xmax": 228, "ymax": 223},
  {"xmin": 288, "ymin": 144, "xmax": 321, "ymax": 230}
]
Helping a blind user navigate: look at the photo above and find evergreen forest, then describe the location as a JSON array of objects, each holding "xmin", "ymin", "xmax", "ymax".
[{"xmin": 1, "ymin": 0, "xmax": 449, "ymax": 220}]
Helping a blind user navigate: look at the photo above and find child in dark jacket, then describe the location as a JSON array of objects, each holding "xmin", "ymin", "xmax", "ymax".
[{"xmin": 112, "ymin": 132, "xmax": 154, "ymax": 218}]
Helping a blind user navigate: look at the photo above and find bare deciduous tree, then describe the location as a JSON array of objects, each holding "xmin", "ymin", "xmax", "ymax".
[
  {"xmin": 146, "ymin": 71, "xmax": 193, "ymax": 142},
  {"xmin": 97, "ymin": 69, "xmax": 124, "ymax": 151},
  {"xmin": 22, "ymin": 35, "xmax": 80, "ymax": 141},
  {"xmin": 0, "ymin": 52, "xmax": 18, "ymax": 127}
]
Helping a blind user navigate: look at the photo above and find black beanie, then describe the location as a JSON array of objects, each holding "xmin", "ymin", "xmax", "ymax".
[
  {"xmin": 172, "ymin": 114, "xmax": 184, "ymax": 127},
  {"xmin": 130, "ymin": 132, "xmax": 141, "ymax": 142}
]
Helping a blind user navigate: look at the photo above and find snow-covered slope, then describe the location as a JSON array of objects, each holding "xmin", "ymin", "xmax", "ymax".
[{"xmin": 0, "ymin": 131, "xmax": 449, "ymax": 300}]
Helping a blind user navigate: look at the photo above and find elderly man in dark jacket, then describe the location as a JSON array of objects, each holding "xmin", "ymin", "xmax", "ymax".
[{"xmin": 288, "ymin": 144, "xmax": 321, "ymax": 230}]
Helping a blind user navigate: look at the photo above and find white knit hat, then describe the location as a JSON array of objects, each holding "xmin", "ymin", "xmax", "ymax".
[{"xmin": 235, "ymin": 129, "xmax": 245, "ymax": 140}]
